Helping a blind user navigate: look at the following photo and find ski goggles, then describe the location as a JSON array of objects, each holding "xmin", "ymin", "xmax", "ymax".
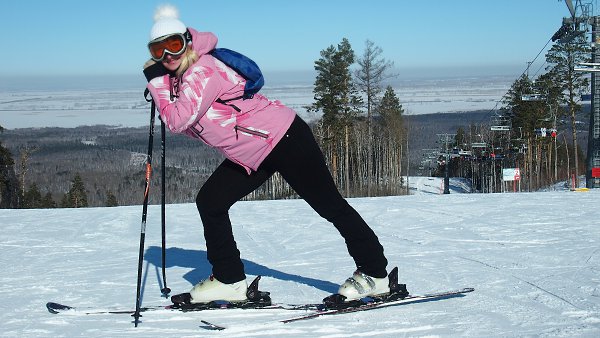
[{"xmin": 148, "ymin": 33, "xmax": 187, "ymax": 61}]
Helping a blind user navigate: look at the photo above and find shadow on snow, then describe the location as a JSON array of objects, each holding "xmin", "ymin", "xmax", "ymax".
[{"xmin": 144, "ymin": 246, "xmax": 339, "ymax": 294}]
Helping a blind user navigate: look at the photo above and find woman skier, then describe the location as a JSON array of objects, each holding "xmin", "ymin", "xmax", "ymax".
[{"xmin": 144, "ymin": 4, "xmax": 390, "ymax": 304}]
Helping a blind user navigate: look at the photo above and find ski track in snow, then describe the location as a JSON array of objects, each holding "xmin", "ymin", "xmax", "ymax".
[{"xmin": 1, "ymin": 178, "xmax": 600, "ymax": 337}]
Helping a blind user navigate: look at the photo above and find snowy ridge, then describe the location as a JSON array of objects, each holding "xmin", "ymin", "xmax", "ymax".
[
  {"xmin": 0, "ymin": 75, "xmax": 512, "ymax": 129},
  {"xmin": 2, "ymin": 188, "xmax": 600, "ymax": 336}
]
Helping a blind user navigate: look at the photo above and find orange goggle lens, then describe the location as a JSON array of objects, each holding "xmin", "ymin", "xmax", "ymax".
[{"xmin": 148, "ymin": 34, "xmax": 186, "ymax": 61}]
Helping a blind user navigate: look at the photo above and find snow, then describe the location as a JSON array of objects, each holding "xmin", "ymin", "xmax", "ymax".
[{"xmin": 1, "ymin": 178, "xmax": 600, "ymax": 337}]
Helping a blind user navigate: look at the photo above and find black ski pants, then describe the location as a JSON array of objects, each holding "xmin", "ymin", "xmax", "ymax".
[{"xmin": 196, "ymin": 115, "xmax": 388, "ymax": 284}]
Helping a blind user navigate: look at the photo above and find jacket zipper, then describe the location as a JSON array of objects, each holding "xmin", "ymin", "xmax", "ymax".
[
  {"xmin": 188, "ymin": 125, "xmax": 209, "ymax": 144},
  {"xmin": 234, "ymin": 125, "xmax": 269, "ymax": 140}
]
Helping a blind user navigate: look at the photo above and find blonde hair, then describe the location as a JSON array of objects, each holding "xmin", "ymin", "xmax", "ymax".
[
  {"xmin": 143, "ymin": 59, "xmax": 157, "ymax": 70},
  {"xmin": 175, "ymin": 47, "xmax": 199, "ymax": 77}
]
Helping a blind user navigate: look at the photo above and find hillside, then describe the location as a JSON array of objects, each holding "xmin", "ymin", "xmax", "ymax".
[
  {"xmin": 1, "ymin": 111, "xmax": 493, "ymax": 207},
  {"xmin": 2, "ymin": 102, "xmax": 593, "ymax": 207}
]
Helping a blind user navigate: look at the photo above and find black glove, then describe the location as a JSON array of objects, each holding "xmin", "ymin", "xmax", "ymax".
[{"xmin": 143, "ymin": 62, "xmax": 170, "ymax": 82}]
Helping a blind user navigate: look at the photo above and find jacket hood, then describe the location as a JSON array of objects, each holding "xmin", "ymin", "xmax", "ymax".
[{"xmin": 188, "ymin": 28, "xmax": 218, "ymax": 56}]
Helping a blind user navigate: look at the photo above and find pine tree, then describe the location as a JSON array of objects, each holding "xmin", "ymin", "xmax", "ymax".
[
  {"xmin": 106, "ymin": 190, "xmax": 118, "ymax": 207},
  {"xmin": 60, "ymin": 193, "xmax": 70, "ymax": 208},
  {"xmin": 377, "ymin": 86, "xmax": 406, "ymax": 194},
  {"xmin": 310, "ymin": 38, "xmax": 362, "ymax": 195},
  {"xmin": 378, "ymin": 86, "xmax": 405, "ymax": 164},
  {"xmin": 41, "ymin": 192, "xmax": 56, "ymax": 208},
  {"xmin": 545, "ymin": 33, "xmax": 590, "ymax": 186},
  {"xmin": 22, "ymin": 183, "xmax": 42, "ymax": 209},
  {"xmin": 503, "ymin": 74, "xmax": 550, "ymax": 138},
  {"xmin": 378, "ymin": 86, "xmax": 404, "ymax": 132},
  {"xmin": 502, "ymin": 73, "xmax": 565, "ymax": 191},
  {"xmin": 0, "ymin": 124, "xmax": 20, "ymax": 208},
  {"xmin": 65, "ymin": 174, "xmax": 88, "ymax": 208},
  {"xmin": 310, "ymin": 38, "xmax": 361, "ymax": 139}
]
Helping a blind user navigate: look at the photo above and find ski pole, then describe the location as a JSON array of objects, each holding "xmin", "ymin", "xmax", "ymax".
[
  {"xmin": 133, "ymin": 90, "xmax": 156, "ymax": 327},
  {"xmin": 160, "ymin": 119, "xmax": 170, "ymax": 296}
]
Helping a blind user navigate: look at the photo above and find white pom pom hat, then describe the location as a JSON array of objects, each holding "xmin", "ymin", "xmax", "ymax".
[{"xmin": 150, "ymin": 4, "xmax": 187, "ymax": 42}]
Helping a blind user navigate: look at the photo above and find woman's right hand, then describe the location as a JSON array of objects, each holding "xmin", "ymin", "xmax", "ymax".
[{"xmin": 143, "ymin": 61, "xmax": 169, "ymax": 82}]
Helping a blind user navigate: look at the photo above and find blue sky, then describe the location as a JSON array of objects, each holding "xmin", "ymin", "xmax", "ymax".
[{"xmin": 0, "ymin": 1, "xmax": 582, "ymax": 78}]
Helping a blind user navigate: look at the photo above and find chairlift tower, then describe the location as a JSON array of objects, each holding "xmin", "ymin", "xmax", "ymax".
[
  {"xmin": 437, "ymin": 133, "xmax": 456, "ymax": 194},
  {"xmin": 587, "ymin": 16, "xmax": 600, "ymax": 188},
  {"xmin": 560, "ymin": 1, "xmax": 600, "ymax": 188}
]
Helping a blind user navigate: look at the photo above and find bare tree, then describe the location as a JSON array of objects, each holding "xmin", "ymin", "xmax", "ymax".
[
  {"xmin": 355, "ymin": 40, "xmax": 395, "ymax": 196},
  {"xmin": 19, "ymin": 146, "xmax": 38, "ymax": 197}
]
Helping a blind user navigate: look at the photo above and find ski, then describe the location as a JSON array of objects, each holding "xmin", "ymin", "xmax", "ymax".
[
  {"xmin": 45, "ymin": 268, "xmax": 473, "ymax": 325},
  {"xmin": 46, "ymin": 299, "xmax": 317, "ymax": 315},
  {"xmin": 200, "ymin": 320, "xmax": 227, "ymax": 331},
  {"xmin": 47, "ymin": 275, "xmax": 319, "ymax": 316},
  {"xmin": 46, "ymin": 302, "xmax": 165, "ymax": 315},
  {"xmin": 280, "ymin": 287, "xmax": 475, "ymax": 323},
  {"xmin": 196, "ymin": 286, "xmax": 474, "ymax": 329}
]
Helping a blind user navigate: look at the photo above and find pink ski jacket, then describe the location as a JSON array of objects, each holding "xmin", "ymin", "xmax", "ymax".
[{"xmin": 146, "ymin": 28, "xmax": 296, "ymax": 174}]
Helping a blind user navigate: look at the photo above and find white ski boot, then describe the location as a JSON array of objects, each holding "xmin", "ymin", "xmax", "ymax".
[
  {"xmin": 338, "ymin": 270, "xmax": 390, "ymax": 301},
  {"xmin": 189, "ymin": 275, "xmax": 248, "ymax": 303}
]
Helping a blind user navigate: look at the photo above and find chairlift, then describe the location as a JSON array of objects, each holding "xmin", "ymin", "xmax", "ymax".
[
  {"xmin": 521, "ymin": 94, "xmax": 545, "ymax": 101},
  {"xmin": 534, "ymin": 127, "xmax": 557, "ymax": 137},
  {"xmin": 575, "ymin": 63, "xmax": 600, "ymax": 73},
  {"xmin": 535, "ymin": 128, "xmax": 546, "ymax": 137},
  {"xmin": 490, "ymin": 113, "xmax": 511, "ymax": 131}
]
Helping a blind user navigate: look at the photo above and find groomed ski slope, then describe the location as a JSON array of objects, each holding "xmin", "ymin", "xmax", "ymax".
[{"xmin": 1, "ymin": 178, "xmax": 599, "ymax": 337}]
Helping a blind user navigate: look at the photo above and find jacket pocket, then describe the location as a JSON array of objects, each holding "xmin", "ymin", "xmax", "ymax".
[
  {"xmin": 187, "ymin": 124, "xmax": 210, "ymax": 144},
  {"xmin": 234, "ymin": 125, "xmax": 269, "ymax": 140}
]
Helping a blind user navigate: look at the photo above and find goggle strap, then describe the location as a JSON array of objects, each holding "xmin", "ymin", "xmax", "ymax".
[{"xmin": 184, "ymin": 29, "xmax": 192, "ymax": 43}]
